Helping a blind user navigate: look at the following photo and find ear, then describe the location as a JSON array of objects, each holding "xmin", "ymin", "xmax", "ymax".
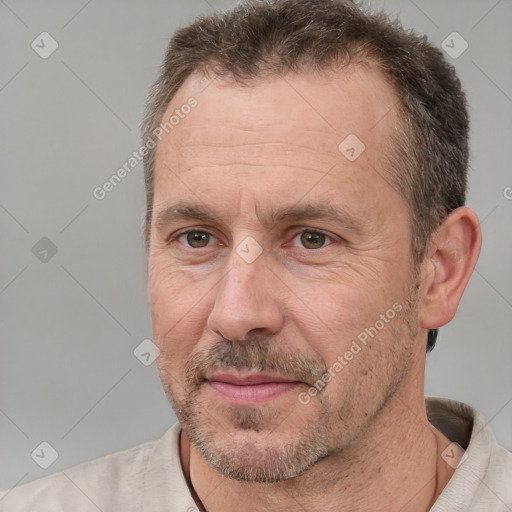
[{"xmin": 419, "ymin": 207, "xmax": 482, "ymax": 329}]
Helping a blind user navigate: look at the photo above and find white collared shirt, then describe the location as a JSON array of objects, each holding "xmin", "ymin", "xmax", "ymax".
[{"xmin": 1, "ymin": 397, "xmax": 511, "ymax": 511}]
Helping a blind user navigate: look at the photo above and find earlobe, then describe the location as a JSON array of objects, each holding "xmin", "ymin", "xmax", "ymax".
[{"xmin": 419, "ymin": 207, "xmax": 482, "ymax": 330}]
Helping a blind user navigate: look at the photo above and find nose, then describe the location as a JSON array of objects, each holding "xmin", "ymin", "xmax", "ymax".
[{"xmin": 206, "ymin": 246, "xmax": 284, "ymax": 342}]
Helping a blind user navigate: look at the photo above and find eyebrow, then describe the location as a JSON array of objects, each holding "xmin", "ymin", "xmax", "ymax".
[{"xmin": 154, "ymin": 200, "xmax": 363, "ymax": 234}]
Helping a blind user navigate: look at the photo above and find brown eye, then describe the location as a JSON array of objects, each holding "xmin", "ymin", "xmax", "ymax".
[
  {"xmin": 184, "ymin": 231, "xmax": 211, "ymax": 248},
  {"xmin": 298, "ymin": 230, "xmax": 328, "ymax": 249}
]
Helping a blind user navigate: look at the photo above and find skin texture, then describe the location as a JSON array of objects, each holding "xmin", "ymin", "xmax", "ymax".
[{"xmin": 147, "ymin": 65, "xmax": 481, "ymax": 512}]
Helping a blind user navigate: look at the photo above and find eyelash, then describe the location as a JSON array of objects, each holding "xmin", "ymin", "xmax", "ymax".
[{"xmin": 170, "ymin": 228, "xmax": 338, "ymax": 250}]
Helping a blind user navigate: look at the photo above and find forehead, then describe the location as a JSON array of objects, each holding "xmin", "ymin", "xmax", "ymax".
[
  {"xmin": 158, "ymin": 64, "xmax": 398, "ymax": 160},
  {"xmin": 152, "ymin": 65, "xmax": 405, "ymax": 226}
]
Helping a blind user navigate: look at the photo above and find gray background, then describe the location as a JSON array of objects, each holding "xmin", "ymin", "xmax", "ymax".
[{"xmin": 1, "ymin": 0, "xmax": 511, "ymax": 490}]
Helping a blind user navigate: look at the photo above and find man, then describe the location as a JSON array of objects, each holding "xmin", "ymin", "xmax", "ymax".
[{"xmin": 1, "ymin": 0, "xmax": 511, "ymax": 510}]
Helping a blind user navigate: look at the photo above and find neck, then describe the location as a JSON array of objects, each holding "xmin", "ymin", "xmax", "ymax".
[{"xmin": 180, "ymin": 366, "xmax": 455, "ymax": 512}]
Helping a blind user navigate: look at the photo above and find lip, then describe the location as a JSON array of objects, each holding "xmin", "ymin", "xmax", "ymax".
[
  {"xmin": 208, "ymin": 372, "xmax": 299, "ymax": 385},
  {"xmin": 206, "ymin": 372, "xmax": 302, "ymax": 405}
]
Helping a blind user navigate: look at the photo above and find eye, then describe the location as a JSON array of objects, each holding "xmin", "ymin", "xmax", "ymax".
[
  {"xmin": 177, "ymin": 230, "xmax": 217, "ymax": 249},
  {"xmin": 290, "ymin": 229, "xmax": 335, "ymax": 250}
]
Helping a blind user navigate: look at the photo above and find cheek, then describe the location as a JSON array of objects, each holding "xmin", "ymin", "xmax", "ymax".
[
  {"xmin": 148, "ymin": 260, "xmax": 207, "ymax": 368},
  {"xmin": 290, "ymin": 280, "xmax": 376, "ymax": 344},
  {"xmin": 148, "ymin": 253, "xmax": 203, "ymax": 321},
  {"xmin": 288, "ymin": 275, "xmax": 403, "ymax": 377}
]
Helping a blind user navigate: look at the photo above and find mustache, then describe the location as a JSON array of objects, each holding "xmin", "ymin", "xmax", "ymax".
[{"xmin": 185, "ymin": 337, "xmax": 327, "ymax": 388}]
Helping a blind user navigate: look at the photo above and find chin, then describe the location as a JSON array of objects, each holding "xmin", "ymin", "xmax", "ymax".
[
  {"xmin": 203, "ymin": 437, "xmax": 325, "ymax": 483},
  {"xmin": 188, "ymin": 416, "xmax": 333, "ymax": 483}
]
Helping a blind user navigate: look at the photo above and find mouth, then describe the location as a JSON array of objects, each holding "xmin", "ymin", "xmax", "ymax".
[{"xmin": 205, "ymin": 371, "xmax": 303, "ymax": 405}]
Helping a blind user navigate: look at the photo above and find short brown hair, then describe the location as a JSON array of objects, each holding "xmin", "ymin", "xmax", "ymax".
[{"xmin": 142, "ymin": 0, "xmax": 468, "ymax": 266}]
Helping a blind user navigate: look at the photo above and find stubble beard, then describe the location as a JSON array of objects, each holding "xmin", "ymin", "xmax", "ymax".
[{"xmin": 160, "ymin": 270, "xmax": 422, "ymax": 483}]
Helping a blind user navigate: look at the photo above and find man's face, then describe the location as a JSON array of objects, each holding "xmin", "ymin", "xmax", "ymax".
[{"xmin": 148, "ymin": 66, "xmax": 423, "ymax": 482}]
